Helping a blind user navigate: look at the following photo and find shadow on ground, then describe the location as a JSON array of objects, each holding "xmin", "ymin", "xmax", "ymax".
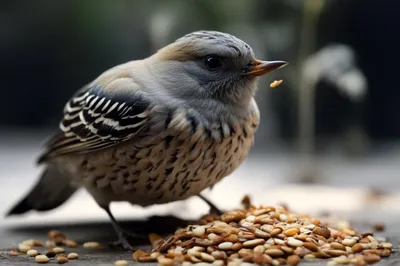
[{"xmin": 4, "ymin": 215, "xmax": 197, "ymax": 245}]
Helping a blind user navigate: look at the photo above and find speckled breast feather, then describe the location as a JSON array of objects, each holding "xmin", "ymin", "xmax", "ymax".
[{"xmin": 58, "ymin": 103, "xmax": 259, "ymax": 207}]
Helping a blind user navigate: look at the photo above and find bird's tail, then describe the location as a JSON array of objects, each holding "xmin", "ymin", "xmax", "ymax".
[{"xmin": 6, "ymin": 165, "xmax": 78, "ymax": 216}]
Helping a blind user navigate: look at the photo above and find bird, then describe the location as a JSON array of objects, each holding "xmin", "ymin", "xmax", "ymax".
[{"xmin": 6, "ymin": 30, "xmax": 287, "ymax": 249}]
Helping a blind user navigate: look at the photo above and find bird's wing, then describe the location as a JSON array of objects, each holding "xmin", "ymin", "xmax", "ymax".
[{"xmin": 38, "ymin": 79, "xmax": 154, "ymax": 163}]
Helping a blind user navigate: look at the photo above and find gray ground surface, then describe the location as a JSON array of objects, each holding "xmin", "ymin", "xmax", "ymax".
[
  {"xmin": 1, "ymin": 214, "xmax": 400, "ymax": 265},
  {"xmin": 1, "ymin": 134, "xmax": 400, "ymax": 265},
  {"xmin": 0, "ymin": 216, "xmax": 183, "ymax": 266}
]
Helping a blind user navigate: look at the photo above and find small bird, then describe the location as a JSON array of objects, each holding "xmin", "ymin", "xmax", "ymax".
[{"xmin": 6, "ymin": 30, "xmax": 287, "ymax": 249}]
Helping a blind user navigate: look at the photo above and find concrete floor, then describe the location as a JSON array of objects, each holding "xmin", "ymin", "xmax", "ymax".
[
  {"xmin": 1, "ymin": 213, "xmax": 400, "ymax": 265},
  {"xmin": 1, "ymin": 135, "xmax": 400, "ymax": 265}
]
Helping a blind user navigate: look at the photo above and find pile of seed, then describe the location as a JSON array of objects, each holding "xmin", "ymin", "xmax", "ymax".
[
  {"xmin": 133, "ymin": 199, "xmax": 392, "ymax": 266},
  {"xmin": 8, "ymin": 230, "xmax": 103, "ymax": 264}
]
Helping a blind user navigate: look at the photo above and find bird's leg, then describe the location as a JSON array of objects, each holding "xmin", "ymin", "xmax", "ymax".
[
  {"xmin": 198, "ymin": 194, "xmax": 223, "ymax": 216},
  {"xmin": 101, "ymin": 205, "xmax": 133, "ymax": 250}
]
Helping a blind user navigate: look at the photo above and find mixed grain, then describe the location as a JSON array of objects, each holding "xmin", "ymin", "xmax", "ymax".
[
  {"xmin": 6, "ymin": 196, "xmax": 393, "ymax": 265},
  {"xmin": 132, "ymin": 197, "xmax": 392, "ymax": 266}
]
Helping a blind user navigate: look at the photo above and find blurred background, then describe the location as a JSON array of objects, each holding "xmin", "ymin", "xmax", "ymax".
[{"xmin": 1, "ymin": 0, "xmax": 400, "ymax": 225}]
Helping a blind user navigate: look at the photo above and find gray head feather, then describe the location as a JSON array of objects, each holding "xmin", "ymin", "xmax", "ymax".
[
  {"xmin": 150, "ymin": 30, "xmax": 258, "ymax": 109},
  {"xmin": 176, "ymin": 30, "xmax": 255, "ymax": 62}
]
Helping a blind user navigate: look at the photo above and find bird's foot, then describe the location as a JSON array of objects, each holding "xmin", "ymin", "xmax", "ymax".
[
  {"xmin": 108, "ymin": 234, "xmax": 134, "ymax": 251},
  {"xmin": 101, "ymin": 205, "xmax": 147, "ymax": 250},
  {"xmin": 108, "ymin": 231, "xmax": 147, "ymax": 250}
]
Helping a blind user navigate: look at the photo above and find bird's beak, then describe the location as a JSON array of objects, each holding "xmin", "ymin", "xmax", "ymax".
[{"xmin": 243, "ymin": 59, "xmax": 288, "ymax": 76}]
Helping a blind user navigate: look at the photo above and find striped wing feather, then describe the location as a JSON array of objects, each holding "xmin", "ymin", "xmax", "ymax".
[{"xmin": 38, "ymin": 85, "xmax": 151, "ymax": 163}]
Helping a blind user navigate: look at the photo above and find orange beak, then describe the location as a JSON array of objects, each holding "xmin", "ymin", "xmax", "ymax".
[{"xmin": 243, "ymin": 59, "xmax": 288, "ymax": 76}]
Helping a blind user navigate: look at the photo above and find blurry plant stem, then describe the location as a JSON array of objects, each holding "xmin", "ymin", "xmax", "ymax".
[{"xmin": 296, "ymin": 0, "xmax": 323, "ymax": 182}]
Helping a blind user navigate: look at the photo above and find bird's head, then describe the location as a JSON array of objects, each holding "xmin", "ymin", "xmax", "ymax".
[{"xmin": 149, "ymin": 30, "xmax": 287, "ymax": 106}]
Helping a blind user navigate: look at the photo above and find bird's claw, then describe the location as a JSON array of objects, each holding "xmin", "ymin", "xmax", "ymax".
[
  {"xmin": 108, "ymin": 231, "xmax": 147, "ymax": 250},
  {"xmin": 108, "ymin": 235, "xmax": 134, "ymax": 251}
]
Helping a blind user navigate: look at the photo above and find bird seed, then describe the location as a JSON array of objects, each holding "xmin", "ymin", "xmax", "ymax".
[
  {"xmin": 374, "ymin": 223, "xmax": 385, "ymax": 232},
  {"xmin": 18, "ymin": 244, "xmax": 31, "ymax": 253},
  {"xmin": 67, "ymin": 253, "xmax": 78, "ymax": 260},
  {"xmin": 270, "ymin": 80, "xmax": 283, "ymax": 88},
  {"xmin": 64, "ymin": 239, "xmax": 78, "ymax": 247},
  {"xmin": 21, "ymin": 239, "xmax": 43, "ymax": 247},
  {"xmin": 114, "ymin": 260, "xmax": 129, "ymax": 266},
  {"xmin": 52, "ymin": 247, "xmax": 65, "ymax": 254},
  {"xmin": 8, "ymin": 250, "xmax": 22, "ymax": 256},
  {"xmin": 133, "ymin": 195, "xmax": 392, "ymax": 265},
  {"xmin": 56, "ymin": 255, "xmax": 69, "ymax": 264},
  {"xmin": 83, "ymin": 241, "xmax": 104, "ymax": 248},
  {"xmin": 35, "ymin": 255, "xmax": 50, "ymax": 263},
  {"xmin": 27, "ymin": 249, "xmax": 39, "ymax": 257},
  {"xmin": 45, "ymin": 240, "xmax": 56, "ymax": 248}
]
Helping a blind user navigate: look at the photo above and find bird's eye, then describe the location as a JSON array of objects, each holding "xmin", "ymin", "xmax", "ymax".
[{"xmin": 205, "ymin": 55, "xmax": 222, "ymax": 71}]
